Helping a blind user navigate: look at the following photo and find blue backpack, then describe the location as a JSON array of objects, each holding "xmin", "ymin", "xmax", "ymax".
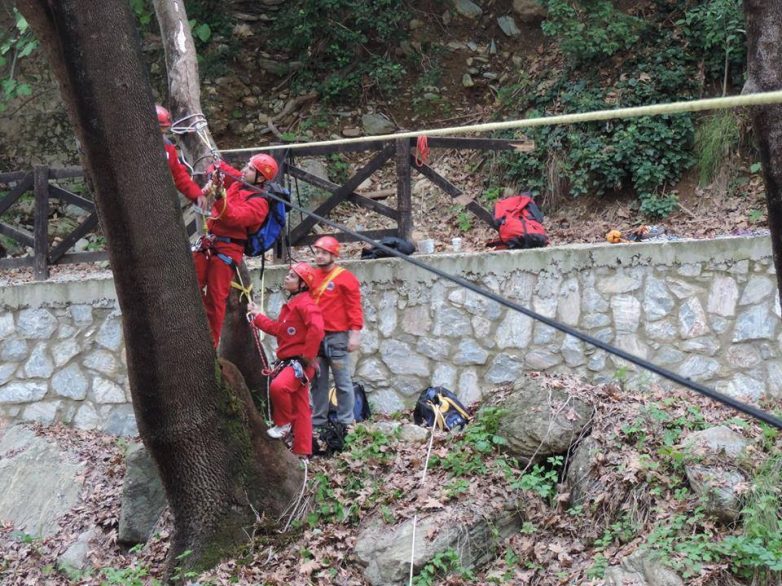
[
  {"xmin": 245, "ymin": 182, "xmax": 290, "ymax": 257},
  {"xmin": 328, "ymin": 382, "xmax": 371, "ymax": 424}
]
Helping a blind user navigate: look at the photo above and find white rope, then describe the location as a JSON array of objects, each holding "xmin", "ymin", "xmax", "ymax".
[
  {"xmin": 220, "ymin": 90, "xmax": 782, "ymax": 155},
  {"xmin": 281, "ymin": 457, "xmax": 308, "ymax": 533},
  {"xmin": 408, "ymin": 408, "xmax": 445, "ymax": 585}
]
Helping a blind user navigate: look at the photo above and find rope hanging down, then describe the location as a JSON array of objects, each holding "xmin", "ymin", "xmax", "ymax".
[
  {"xmin": 238, "ymin": 181, "xmax": 782, "ymax": 431},
  {"xmin": 221, "ymin": 90, "xmax": 782, "ymax": 155}
]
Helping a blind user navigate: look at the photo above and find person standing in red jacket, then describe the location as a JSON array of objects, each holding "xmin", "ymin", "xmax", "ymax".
[
  {"xmin": 156, "ymin": 105, "xmax": 207, "ymax": 210},
  {"xmin": 248, "ymin": 263, "xmax": 324, "ymax": 460},
  {"xmin": 310, "ymin": 236, "xmax": 364, "ymax": 429},
  {"xmin": 193, "ymin": 154, "xmax": 277, "ymax": 346}
]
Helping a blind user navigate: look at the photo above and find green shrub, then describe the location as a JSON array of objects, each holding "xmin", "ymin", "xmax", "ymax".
[
  {"xmin": 678, "ymin": 0, "xmax": 745, "ymax": 88},
  {"xmin": 540, "ymin": 0, "xmax": 644, "ymax": 63},
  {"xmin": 0, "ymin": 8, "xmax": 37, "ymax": 112},
  {"xmin": 272, "ymin": 0, "xmax": 408, "ymax": 102},
  {"xmin": 413, "ymin": 549, "xmax": 475, "ymax": 586}
]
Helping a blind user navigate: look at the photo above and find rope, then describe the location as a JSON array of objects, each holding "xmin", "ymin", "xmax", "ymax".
[
  {"xmin": 220, "ymin": 90, "xmax": 782, "ymax": 155},
  {"xmin": 240, "ymin": 177, "xmax": 782, "ymax": 430},
  {"xmin": 281, "ymin": 457, "xmax": 308, "ymax": 533},
  {"xmin": 230, "ymin": 275, "xmax": 254, "ymax": 304},
  {"xmin": 409, "ymin": 407, "xmax": 446, "ymax": 585}
]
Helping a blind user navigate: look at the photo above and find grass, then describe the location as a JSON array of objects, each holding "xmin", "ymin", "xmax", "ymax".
[{"xmin": 695, "ymin": 110, "xmax": 741, "ymax": 186}]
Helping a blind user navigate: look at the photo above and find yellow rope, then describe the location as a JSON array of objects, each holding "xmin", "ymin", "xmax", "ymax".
[
  {"xmin": 221, "ymin": 90, "xmax": 782, "ymax": 155},
  {"xmin": 231, "ymin": 267, "xmax": 254, "ymax": 304}
]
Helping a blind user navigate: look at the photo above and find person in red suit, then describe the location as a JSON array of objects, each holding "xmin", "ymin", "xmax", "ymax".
[
  {"xmin": 156, "ymin": 104, "xmax": 207, "ymax": 210},
  {"xmin": 309, "ymin": 236, "xmax": 364, "ymax": 429},
  {"xmin": 248, "ymin": 263, "xmax": 324, "ymax": 460},
  {"xmin": 193, "ymin": 153, "xmax": 278, "ymax": 346}
]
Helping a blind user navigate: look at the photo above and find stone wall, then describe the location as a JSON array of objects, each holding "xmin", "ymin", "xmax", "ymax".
[{"xmin": 1, "ymin": 236, "xmax": 779, "ymax": 433}]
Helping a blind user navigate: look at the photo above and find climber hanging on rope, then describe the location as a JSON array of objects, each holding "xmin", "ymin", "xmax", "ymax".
[{"xmin": 192, "ymin": 153, "xmax": 278, "ymax": 347}]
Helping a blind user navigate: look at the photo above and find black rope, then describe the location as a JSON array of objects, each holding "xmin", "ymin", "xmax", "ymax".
[{"xmin": 222, "ymin": 157, "xmax": 782, "ymax": 430}]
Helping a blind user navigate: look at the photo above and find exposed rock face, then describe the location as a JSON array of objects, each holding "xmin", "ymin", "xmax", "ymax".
[
  {"xmin": 605, "ymin": 549, "xmax": 684, "ymax": 586},
  {"xmin": 355, "ymin": 502, "xmax": 522, "ymax": 585},
  {"xmin": 117, "ymin": 443, "xmax": 167, "ymax": 545},
  {"xmin": 682, "ymin": 426, "xmax": 749, "ymax": 523},
  {"xmin": 497, "ymin": 376, "xmax": 592, "ymax": 460},
  {"xmin": 565, "ymin": 435, "xmax": 602, "ymax": 507},
  {"xmin": 0, "ymin": 425, "xmax": 85, "ymax": 537}
]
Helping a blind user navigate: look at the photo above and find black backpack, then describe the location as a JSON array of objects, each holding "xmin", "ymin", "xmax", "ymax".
[
  {"xmin": 413, "ymin": 386, "xmax": 471, "ymax": 431},
  {"xmin": 312, "ymin": 420, "xmax": 347, "ymax": 457},
  {"xmin": 361, "ymin": 236, "xmax": 416, "ymax": 259},
  {"xmin": 328, "ymin": 382, "xmax": 371, "ymax": 423}
]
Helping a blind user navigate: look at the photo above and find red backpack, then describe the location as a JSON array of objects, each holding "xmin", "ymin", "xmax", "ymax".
[{"xmin": 493, "ymin": 194, "xmax": 549, "ymax": 249}]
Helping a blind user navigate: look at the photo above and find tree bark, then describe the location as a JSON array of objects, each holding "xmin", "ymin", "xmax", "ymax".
[
  {"xmin": 743, "ymin": 0, "xmax": 782, "ymax": 308},
  {"xmin": 15, "ymin": 0, "xmax": 302, "ymax": 575},
  {"xmin": 152, "ymin": 0, "xmax": 215, "ymax": 173}
]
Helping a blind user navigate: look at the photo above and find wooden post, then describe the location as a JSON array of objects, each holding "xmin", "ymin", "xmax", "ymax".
[
  {"xmin": 395, "ymin": 138, "xmax": 412, "ymax": 240},
  {"xmin": 33, "ymin": 165, "xmax": 50, "ymax": 280}
]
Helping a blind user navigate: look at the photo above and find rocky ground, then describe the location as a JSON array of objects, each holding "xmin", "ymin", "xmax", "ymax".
[{"xmin": 1, "ymin": 373, "xmax": 779, "ymax": 585}]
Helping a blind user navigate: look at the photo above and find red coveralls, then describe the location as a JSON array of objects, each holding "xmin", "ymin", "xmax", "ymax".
[
  {"xmin": 193, "ymin": 162, "xmax": 269, "ymax": 346},
  {"xmin": 252, "ymin": 292, "xmax": 324, "ymax": 456},
  {"xmin": 164, "ymin": 140, "xmax": 202, "ymax": 202}
]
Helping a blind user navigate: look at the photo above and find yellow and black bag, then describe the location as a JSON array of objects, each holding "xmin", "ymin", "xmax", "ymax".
[{"xmin": 413, "ymin": 386, "xmax": 471, "ymax": 431}]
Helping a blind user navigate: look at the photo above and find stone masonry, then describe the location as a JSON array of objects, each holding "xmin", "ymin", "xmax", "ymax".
[{"xmin": 0, "ymin": 236, "xmax": 779, "ymax": 433}]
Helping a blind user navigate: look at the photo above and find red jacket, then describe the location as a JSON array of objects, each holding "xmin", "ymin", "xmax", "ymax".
[
  {"xmin": 206, "ymin": 161, "xmax": 269, "ymax": 255},
  {"xmin": 164, "ymin": 141, "xmax": 202, "ymax": 202},
  {"xmin": 311, "ymin": 266, "xmax": 363, "ymax": 332},
  {"xmin": 252, "ymin": 292, "xmax": 325, "ymax": 361}
]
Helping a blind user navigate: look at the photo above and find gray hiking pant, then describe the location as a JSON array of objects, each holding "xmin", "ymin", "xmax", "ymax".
[{"xmin": 312, "ymin": 331, "xmax": 355, "ymax": 427}]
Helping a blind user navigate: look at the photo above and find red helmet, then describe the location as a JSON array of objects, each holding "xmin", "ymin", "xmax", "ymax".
[
  {"xmin": 249, "ymin": 154, "xmax": 278, "ymax": 181},
  {"xmin": 291, "ymin": 262, "xmax": 316, "ymax": 289},
  {"xmin": 313, "ymin": 236, "xmax": 340, "ymax": 257},
  {"xmin": 156, "ymin": 104, "xmax": 172, "ymax": 128}
]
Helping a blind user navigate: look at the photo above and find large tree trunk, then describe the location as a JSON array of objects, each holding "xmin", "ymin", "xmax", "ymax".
[
  {"xmin": 15, "ymin": 0, "xmax": 302, "ymax": 575},
  {"xmin": 743, "ymin": 0, "xmax": 782, "ymax": 308}
]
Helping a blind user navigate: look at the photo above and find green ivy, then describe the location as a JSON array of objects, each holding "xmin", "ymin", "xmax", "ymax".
[{"xmin": 0, "ymin": 9, "xmax": 38, "ymax": 112}]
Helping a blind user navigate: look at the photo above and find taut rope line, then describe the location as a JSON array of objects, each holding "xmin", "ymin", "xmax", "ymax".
[{"xmin": 221, "ymin": 90, "xmax": 782, "ymax": 155}]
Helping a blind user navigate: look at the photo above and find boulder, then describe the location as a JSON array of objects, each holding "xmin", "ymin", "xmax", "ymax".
[
  {"xmin": 497, "ymin": 376, "xmax": 592, "ymax": 460},
  {"xmin": 565, "ymin": 436, "xmax": 602, "ymax": 507},
  {"xmin": 57, "ymin": 528, "xmax": 98, "ymax": 572},
  {"xmin": 0, "ymin": 425, "xmax": 85, "ymax": 537},
  {"xmin": 117, "ymin": 443, "xmax": 167, "ymax": 545},
  {"xmin": 452, "ymin": 0, "xmax": 482, "ymax": 19},
  {"xmin": 513, "ymin": 0, "xmax": 547, "ymax": 22},
  {"xmin": 355, "ymin": 502, "xmax": 522, "ymax": 585},
  {"xmin": 682, "ymin": 426, "xmax": 748, "ymax": 523},
  {"xmin": 361, "ymin": 113, "xmax": 396, "ymax": 136},
  {"xmin": 605, "ymin": 549, "xmax": 683, "ymax": 585}
]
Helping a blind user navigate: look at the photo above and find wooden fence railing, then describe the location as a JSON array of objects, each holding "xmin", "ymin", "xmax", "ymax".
[{"xmin": 0, "ymin": 136, "xmax": 525, "ymax": 280}]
